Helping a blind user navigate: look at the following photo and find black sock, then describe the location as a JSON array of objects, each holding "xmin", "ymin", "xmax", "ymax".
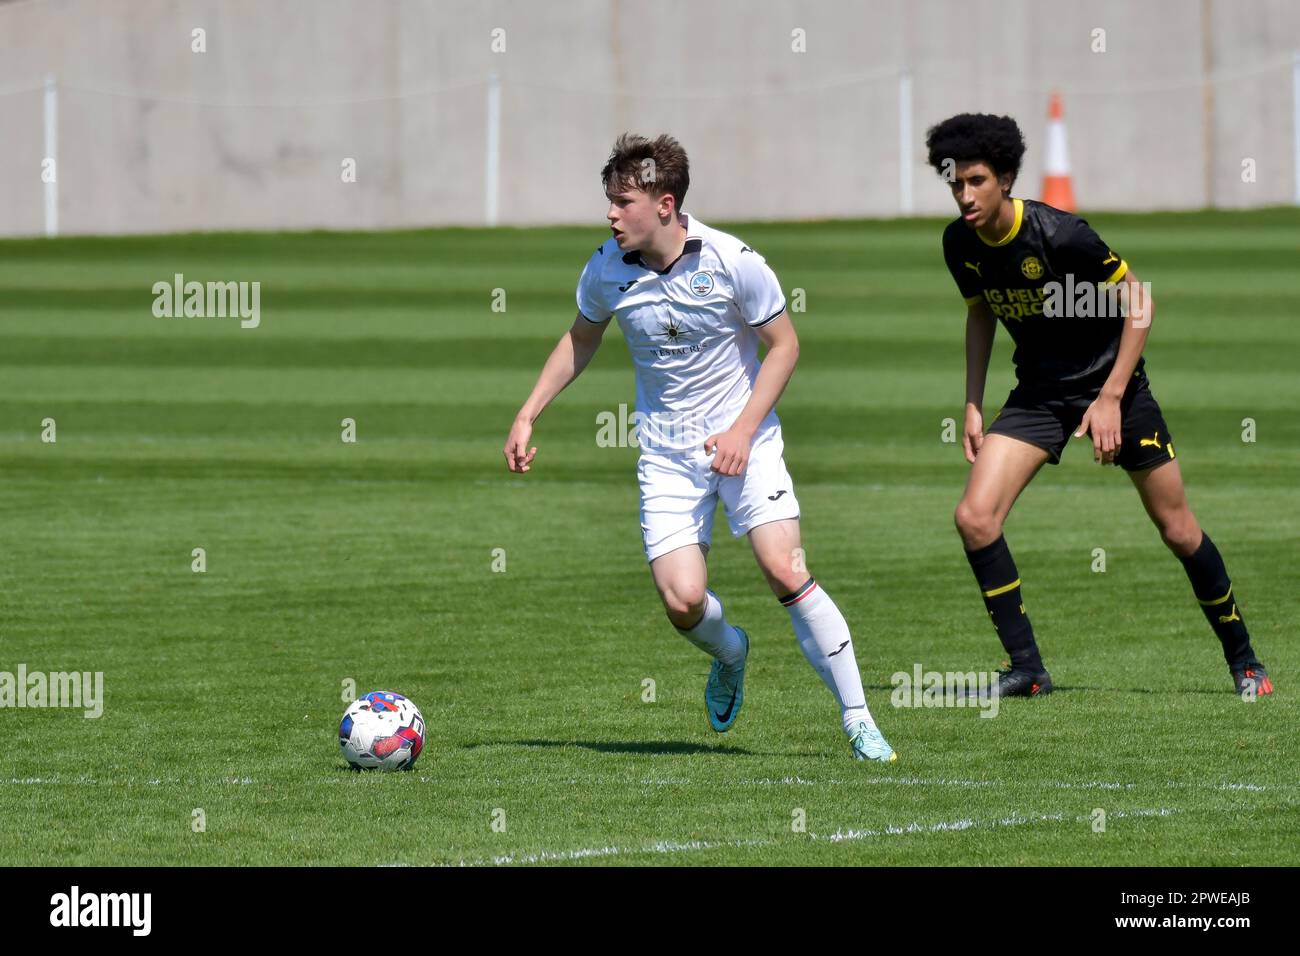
[
  {"xmin": 1178, "ymin": 532, "xmax": 1256, "ymax": 667},
  {"xmin": 964, "ymin": 535, "xmax": 1044, "ymax": 672}
]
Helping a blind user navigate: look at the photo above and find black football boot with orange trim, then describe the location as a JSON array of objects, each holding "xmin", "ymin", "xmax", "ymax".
[
  {"xmin": 993, "ymin": 665, "xmax": 1053, "ymax": 698},
  {"xmin": 1231, "ymin": 662, "xmax": 1273, "ymax": 697}
]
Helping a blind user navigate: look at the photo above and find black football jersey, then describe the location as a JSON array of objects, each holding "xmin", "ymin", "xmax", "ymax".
[{"xmin": 942, "ymin": 198, "xmax": 1135, "ymax": 395}]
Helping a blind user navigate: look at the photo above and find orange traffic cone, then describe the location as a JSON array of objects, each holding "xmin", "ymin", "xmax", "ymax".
[{"xmin": 1041, "ymin": 92, "xmax": 1076, "ymax": 212}]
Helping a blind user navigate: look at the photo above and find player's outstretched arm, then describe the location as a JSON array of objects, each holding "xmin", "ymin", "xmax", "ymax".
[
  {"xmin": 963, "ymin": 298, "xmax": 997, "ymax": 463},
  {"xmin": 705, "ymin": 311, "xmax": 798, "ymax": 476},
  {"xmin": 504, "ymin": 311, "xmax": 609, "ymax": 473}
]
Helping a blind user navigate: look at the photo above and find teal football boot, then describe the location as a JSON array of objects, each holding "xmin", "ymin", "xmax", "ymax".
[
  {"xmin": 705, "ymin": 627, "xmax": 749, "ymax": 732},
  {"xmin": 849, "ymin": 719, "xmax": 897, "ymax": 763}
]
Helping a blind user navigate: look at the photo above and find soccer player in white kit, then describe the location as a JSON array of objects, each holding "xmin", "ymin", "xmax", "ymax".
[{"xmin": 503, "ymin": 134, "xmax": 895, "ymax": 761}]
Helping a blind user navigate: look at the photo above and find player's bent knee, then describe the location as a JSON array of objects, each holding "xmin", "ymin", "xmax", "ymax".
[
  {"xmin": 660, "ymin": 583, "xmax": 706, "ymax": 623},
  {"xmin": 763, "ymin": 565, "xmax": 807, "ymax": 597},
  {"xmin": 954, "ymin": 501, "xmax": 1001, "ymax": 548},
  {"xmin": 1157, "ymin": 513, "xmax": 1201, "ymax": 557}
]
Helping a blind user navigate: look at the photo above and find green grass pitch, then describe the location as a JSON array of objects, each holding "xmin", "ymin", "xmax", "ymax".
[{"xmin": 0, "ymin": 209, "xmax": 1296, "ymax": 865}]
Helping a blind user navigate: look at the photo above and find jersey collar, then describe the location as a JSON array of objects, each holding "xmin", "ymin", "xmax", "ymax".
[
  {"xmin": 622, "ymin": 214, "xmax": 703, "ymax": 274},
  {"xmin": 978, "ymin": 197, "xmax": 1024, "ymax": 247}
]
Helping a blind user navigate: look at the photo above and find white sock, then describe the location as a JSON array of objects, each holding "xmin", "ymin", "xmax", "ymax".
[
  {"xmin": 675, "ymin": 589, "xmax": 745, "ymax": 667},
  {"xmin": 781, "ymin": 578, "xmax": 878, "ymax": 734}
]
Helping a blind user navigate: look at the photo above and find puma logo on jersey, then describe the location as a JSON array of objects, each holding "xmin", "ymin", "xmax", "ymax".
[
  {"xmin": 1139, "ymin": 432, "xmax": 1162, "ymax": 449},
  {"xmin": 964, "ymin": 261, "xmax": 983, "ymax": 277},
  {"xmin": 1219, "ymin": 604, "xmax": 1241, "ymax": 624}
]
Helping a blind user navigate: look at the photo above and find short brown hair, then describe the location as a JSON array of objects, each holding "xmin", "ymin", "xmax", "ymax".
[{"xmin": 601, "ymin": 133, "xmax": 689, "ymax": 212}]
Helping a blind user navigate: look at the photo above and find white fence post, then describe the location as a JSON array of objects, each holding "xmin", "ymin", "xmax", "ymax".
[
  {"xmin": 44, "ymin": 73, "xmax": 58, "ymax": 237},
  {"xmin": 1292, "ymin": 51, "xmax": 1300, "ymax": 205},
  {"xmin": 485, "ymin": 72, "xmax": 501, "ymax": 227},
  {"xmin": 898, "ymin": 71, "xmax": 913, "ymax": 216}
]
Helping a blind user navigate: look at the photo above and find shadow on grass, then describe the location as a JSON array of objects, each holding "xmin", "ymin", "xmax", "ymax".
[
  {"xmin": 464, "ymin": 739, "xmax": 759, "ymax": 756},
  {"xmin": 1057, "ymin": 686, "xmax": 1248, "ymax": 696}
]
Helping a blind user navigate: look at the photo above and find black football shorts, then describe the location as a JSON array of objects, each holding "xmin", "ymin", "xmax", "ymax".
[{"xmin": 986, "ymin": 374, "xmax": 1177, "ymax": 471}]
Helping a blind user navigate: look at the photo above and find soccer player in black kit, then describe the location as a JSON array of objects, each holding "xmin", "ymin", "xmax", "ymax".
[{"xmin": 926, "ymin": 113, "xmax": 1272, "ymax": 699}]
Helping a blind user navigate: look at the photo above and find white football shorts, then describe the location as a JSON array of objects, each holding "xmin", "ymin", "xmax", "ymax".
[{"xmin": 637, "ymin": 424, "xmax": 801, "ymax": 563}]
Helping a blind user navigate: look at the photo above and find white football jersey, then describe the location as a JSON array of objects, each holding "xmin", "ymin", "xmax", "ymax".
[{"xmin": 575, "ymin": 213, "xmax": 787, "ymax": 453}]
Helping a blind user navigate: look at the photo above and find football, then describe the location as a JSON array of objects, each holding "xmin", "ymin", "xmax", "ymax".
[{"xmin": 338, "ymin": 691, "xmax": 426, "ymax": 771}]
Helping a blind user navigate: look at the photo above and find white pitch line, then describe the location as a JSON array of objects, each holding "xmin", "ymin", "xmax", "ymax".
[
  {"xmin": 460, "ymin": 807, "xmax": 1181, "ymax": 867},
  {"xmin": 853, "ymin": 776, "xmax": 1002, "ymax": 788},
  {"xmin": 482, "ymin": 837, "xmax": 768, "ymax": 866}
]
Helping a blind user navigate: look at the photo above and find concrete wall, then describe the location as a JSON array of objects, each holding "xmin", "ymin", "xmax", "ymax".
[{"xmin": 0, "ymin": 0, "xmax": 1296, "ymax": 236}]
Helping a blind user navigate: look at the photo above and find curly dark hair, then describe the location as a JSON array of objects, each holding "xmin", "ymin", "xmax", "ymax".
[{"xmin": 925, "ymin": 113, "xmax": 1027, "ymax": 186}]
